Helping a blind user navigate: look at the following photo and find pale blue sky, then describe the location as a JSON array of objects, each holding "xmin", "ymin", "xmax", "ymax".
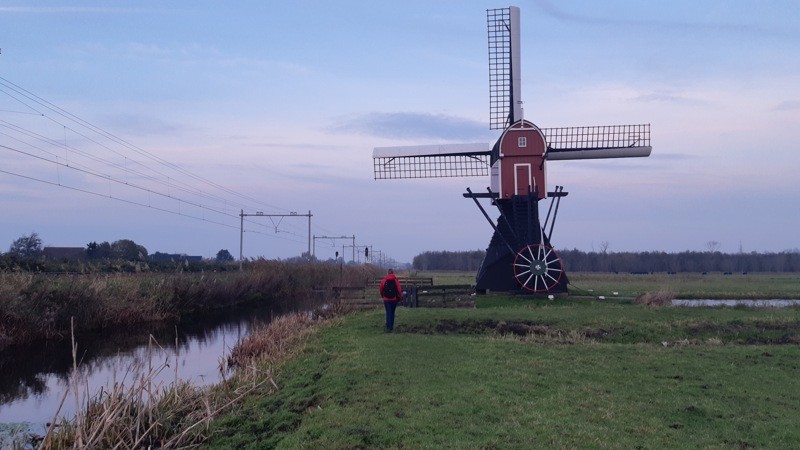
[{"xmin": 1, "ymin": 1, "xmax": 799, "ymax": 262}]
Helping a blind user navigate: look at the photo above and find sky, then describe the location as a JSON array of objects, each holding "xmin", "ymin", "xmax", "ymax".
[{"xmin": 1, "ymin": 0, "xmax": 799, "ymax": 263}]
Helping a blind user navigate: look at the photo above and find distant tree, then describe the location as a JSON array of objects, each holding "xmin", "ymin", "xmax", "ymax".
[
  {"xmin": 111, "ymin": 239, "xmax": 148, "ymax": 261},
  {"xmin": 8, "ymin": 232, "xmax": 43, "ymax": 258},
  {"xmin": 283, "ymin": 252, "xmax": 319, "ymax": 264},
  {"xmin": 86, "ymin": 241, "xmax": 113, "ymax": 260},
  {"xmin": 216, "ymin": 249, "xmax": 235, "ymax": 263},
  {"xmin": 412, "ymin": 250, "xmax": 485, "ymax": 271}
]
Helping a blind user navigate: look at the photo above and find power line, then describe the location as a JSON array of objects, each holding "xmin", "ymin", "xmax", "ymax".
[
  {"xmin": 0, "ymin": 77, "xmax": 362, "ymax": 250},
  {"xmin": 0, "ymin": 76, "xmax": 291, "ymax": 213}
]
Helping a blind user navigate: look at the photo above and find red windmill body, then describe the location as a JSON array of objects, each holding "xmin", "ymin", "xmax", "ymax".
[{"xmin": 493, "ymin": 121, "xmax": 547, "ymax": 200}]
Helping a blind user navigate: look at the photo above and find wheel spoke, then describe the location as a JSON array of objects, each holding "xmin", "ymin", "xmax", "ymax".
[
  {"xmin": 523, "ymin": 272, "xmax": 535, "ymax": 288},
  {"xmin": 517, "ymin": 252, "xmax": 532, "ymax": 264}
]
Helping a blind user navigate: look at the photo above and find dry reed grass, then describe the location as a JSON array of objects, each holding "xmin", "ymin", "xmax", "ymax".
[
  {"xmin": 634, "ymin": 289, "xmax": 675, "ymax": 307},
  {"xmin": 0, "ymin": 262, "xmax": 381, "ymax": 349},
  {"xmin": 226, "ymin": 310, "xmax": 333, "ymax": 370},
  {"xmin": 36, "ymin": 306, "xmax": 337, "ymax": 449}
]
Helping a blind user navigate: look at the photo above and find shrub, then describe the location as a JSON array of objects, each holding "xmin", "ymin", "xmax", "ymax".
[{"xmin": 634, "ymin": 289, "xmax": 675, "ymax": 307}]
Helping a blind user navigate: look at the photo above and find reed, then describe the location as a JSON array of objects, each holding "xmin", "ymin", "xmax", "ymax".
[
  {"xmin": 0, "ymin": 262, "xmax": 381, "ymax": 348},
  {"xmin": 634, "ymin": 289, "xmax": 675, "ymax": 307}
]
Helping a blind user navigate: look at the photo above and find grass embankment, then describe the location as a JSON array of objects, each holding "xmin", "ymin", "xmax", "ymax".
[
  {"xmin": 0, "ymin": 261, "xmax": 381, "ymax": 348},
  {"xmin": 207, "ymin": 295, "xmax": 800, "ymax": 448}
]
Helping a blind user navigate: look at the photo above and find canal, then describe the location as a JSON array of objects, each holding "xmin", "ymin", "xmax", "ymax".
[{"xmin": 0, "ymin": 302, "xmax": 299, "ymax": 436}]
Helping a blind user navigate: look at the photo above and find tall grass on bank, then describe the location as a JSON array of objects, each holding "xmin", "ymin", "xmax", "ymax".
[
  {"xmin": 634, "ymin": 289, "xmax": 675, "ymax": 307},
  {"xmin": 0, "ymin": 261, "xmax": 381, "ymax": 349},
  {"xmin": 39, "ymin": 308, "xmax": 333, "ymax": 448}
]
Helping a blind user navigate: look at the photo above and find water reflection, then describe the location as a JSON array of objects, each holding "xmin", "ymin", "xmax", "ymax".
[
  {"xmin": 0, "ymin": 302, "xmax": 301, "ymax": 429},
  {"xmin": 671, "ymin": 299, "xmax": 800, "ymax": 307}
]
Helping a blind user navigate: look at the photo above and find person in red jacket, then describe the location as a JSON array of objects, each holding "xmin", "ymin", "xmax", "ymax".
[{"xmin": 379, "ymin": 269, "xmax": 403, "ymax": 332}]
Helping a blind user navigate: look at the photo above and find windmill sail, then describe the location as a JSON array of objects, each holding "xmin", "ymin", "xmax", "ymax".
[
  {"xmin": 370, "ymin": 5, "xmax": 652, "ymax": 295},
  {"xmin": 487, "ymin": 6, "xmax": 522, "ymax": 130},
  {"xmin": 373, "ymin": 143, "xmax": 491, "ymax": 180},
  {"xmin": 544, "ymin": 124, "xmax": 651, "ymax": 160}
]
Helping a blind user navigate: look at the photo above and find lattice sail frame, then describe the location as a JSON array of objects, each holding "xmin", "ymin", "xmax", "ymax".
[
  {"xmin": 373, "ymin": 143, "xmax": 491, "ymax": 180},
  {"xmin": 373, "ymin": 154, "xmax": 490, "ymax": 180},
  {"xmin": 544, "ymin": 124, "xmax": 651, "ymax": 160},
  {"xmin": 487, "ymin": 7, "xmax": 522, "ymax": 130},
  {"xmin": 544, "ymin": 124, "xmax": 650, "ymax": 151}
]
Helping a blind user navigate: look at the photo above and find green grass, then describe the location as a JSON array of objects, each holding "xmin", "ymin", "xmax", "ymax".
[
  {"xmin": 568, "ymin": 272, "xmax": 800, "ymax": 299},
  {"xmin": 407, "ymin": 271, "xmax": 800, "ymax": 299},
  {"xmin": 207, "ymin": 297, "xmax": 800, "ymax": 449},
  {"xmin": 406, "ymin": 270, "xmax": 477, "ymax": 285}
]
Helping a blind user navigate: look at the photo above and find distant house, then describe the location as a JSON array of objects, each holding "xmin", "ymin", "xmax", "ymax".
[
  {"xmin": 150, "ymin": 252, "xmax": 203, "ymax": 263},
  {"xmin": 43, "ymin": 247, "xmax": 86, "ymax": 261}
]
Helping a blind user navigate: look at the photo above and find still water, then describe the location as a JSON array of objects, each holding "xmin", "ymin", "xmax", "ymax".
[
  {"xmin": 671, "ymin": 299, "xmax": 800, "ymax": 307},
  {"xmin": 0, "ymin": 303, "xmax": 295, "ymax": 433}
]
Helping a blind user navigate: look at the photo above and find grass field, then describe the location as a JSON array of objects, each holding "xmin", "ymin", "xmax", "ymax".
[
  {"xmin": 207, "ymin": 287, "xmax": 800, "ymax": 448},
  {"xmin": 409, "ymin": 271, "xmax": 800, "ymax": 300},
  {"xmin": 29, "ymin": 270, "xmax": 800, "ymax": 447}
]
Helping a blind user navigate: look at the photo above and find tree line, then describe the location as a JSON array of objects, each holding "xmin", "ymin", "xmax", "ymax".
[
  {"xmin": 412, "ymin": 250, "xmax": 486, "ymax": 271},
  {"xmin": 414, "ymin": 248, "xmax": 800, "ymax": 273},
  {"xmin": 1, "ymin": 232, "xmax": 236, "ymax": 272}
]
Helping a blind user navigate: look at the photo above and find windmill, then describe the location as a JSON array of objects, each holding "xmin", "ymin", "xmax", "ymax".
[{"xmin": 373, "ymin": 6, "xmax": 652, "ymax": 294}]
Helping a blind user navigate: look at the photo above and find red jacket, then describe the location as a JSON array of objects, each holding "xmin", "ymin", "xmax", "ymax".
[{"xmin": 379, "ymin": 274, "xmax": 403, "ymax": 302}]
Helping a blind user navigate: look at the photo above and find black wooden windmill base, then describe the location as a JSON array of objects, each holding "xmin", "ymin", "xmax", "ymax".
[{"xmin": 466, "ymin": 189, "xmax": 569, "ymax": 295}]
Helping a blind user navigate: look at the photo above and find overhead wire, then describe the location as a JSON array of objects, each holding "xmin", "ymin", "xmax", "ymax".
[
  {"xmin": 0, "ymin": 78, "xmax": 354, "ymax": 243},
  {"xmin": 0, "ymin": 76, "xmax": 291, "ymax": 214},
  {"xmin": 0, "ymin": 78, "xmax": 322, "ymax": 247}
]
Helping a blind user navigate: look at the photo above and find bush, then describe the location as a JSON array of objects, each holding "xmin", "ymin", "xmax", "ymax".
[
  {"xmin": 0, "ymin": 262, "xmax": 382, "ymax": 348},
  {"xmin": 634, "ymin": 290, "xmax": 675, "ymax": 307}
]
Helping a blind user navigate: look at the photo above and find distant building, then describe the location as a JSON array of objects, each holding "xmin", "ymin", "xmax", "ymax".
[
  {"xmin": 43, "ymin": 247, "xmax": 86, "ymax": 261},
  {"xmin": 150, "ymin": 252, "xmax": 203, "ymax": 263}
]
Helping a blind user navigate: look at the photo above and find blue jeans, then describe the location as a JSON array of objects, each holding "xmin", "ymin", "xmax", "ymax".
[{"xmin": 384, "ymin": 301, "xmax": 398, "ymax": 331}]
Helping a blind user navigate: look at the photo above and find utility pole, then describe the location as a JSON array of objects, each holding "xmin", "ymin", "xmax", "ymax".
[
  {"xmin": 313, "ymin": 235, "xmax": 352, "ymax": 258},
  {"xmin": 341, "ymin": 236, "xmax": 360, "ymax": 263},
  {"xmin": 307, "ymin": 210, "xmax": 312, "ymax": 256},
  {"xmin": 239, "ymin": 210, "xmax": 312, "ymax": 267}
]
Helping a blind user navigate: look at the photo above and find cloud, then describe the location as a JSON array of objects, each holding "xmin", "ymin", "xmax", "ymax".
[
  {"xmin": 529, "ymin": 0, "xmax": 795, "ymax": 39},
  {"xmin": 773, "ymin": 100, "xmax": 800, "ymax": 111},
  {"xmin": 631, "ymin": 92, "xmax": 708, "ymax": 107},
  {"xmin": 651, "ymin": 152, "xmax": 694, "ymax": 161},
  {"xmin": 331, "ymin": 112, "xmax": 492, "ymax": 141},
  {"xmin": 102, "ymin": 114, "xmax": 186, "ymax": 137}
]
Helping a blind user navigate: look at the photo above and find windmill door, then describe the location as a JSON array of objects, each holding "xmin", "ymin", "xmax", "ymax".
[{"xmin": 514, "ymin": 163, "xmax": 533, "ymax": 195}]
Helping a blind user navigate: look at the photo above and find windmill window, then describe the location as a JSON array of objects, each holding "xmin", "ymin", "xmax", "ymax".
[{"xmin": 518, "ymin": 137, "xmax": 527, "ymax": 147}]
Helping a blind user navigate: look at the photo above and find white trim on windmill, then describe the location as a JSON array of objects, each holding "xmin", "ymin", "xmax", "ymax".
[
  {"xmin": 509, "ymin": 6, "xmax": 522, "ymax": 125},
  {"xmin": 547, "ymin": 146, "xmax": 652, "ymax": 161}
]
